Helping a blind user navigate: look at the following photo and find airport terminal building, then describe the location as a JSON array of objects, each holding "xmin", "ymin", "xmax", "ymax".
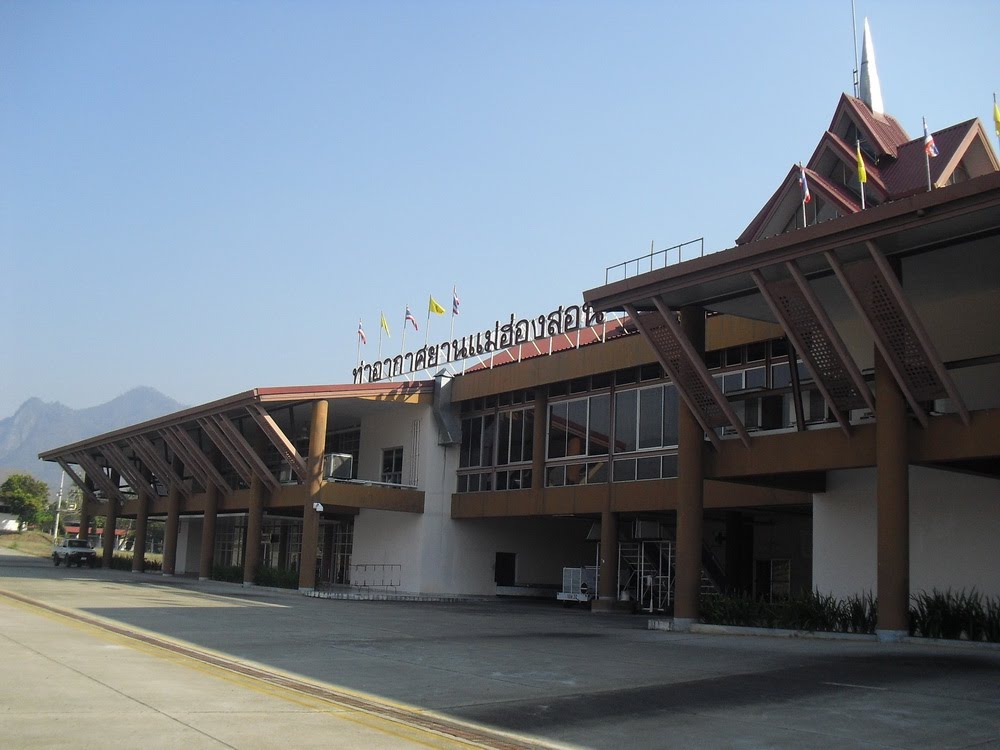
[{"xmin": 41, "ymin": 86, "xmax": 1000, "ymax": 638}]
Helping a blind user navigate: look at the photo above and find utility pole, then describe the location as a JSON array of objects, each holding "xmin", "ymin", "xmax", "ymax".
[{"xmin": 52, "ymin": 471, "xmax": 65, "ymax": 543}]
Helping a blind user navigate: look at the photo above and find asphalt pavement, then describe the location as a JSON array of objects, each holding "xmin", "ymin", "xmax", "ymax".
[{"xmin": 2, "ymin": 548, "xmax": 998, "ymax": 749}]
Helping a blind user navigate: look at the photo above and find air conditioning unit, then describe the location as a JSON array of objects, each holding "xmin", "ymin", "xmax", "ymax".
[{"xmin": 323, "ymin": 453, "xmax": 353, "ymax": 481}]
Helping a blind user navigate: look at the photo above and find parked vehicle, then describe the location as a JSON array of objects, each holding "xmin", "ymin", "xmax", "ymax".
[{"xmin": 53, "ymin": 538, "xmax": 97, "ymax": 568}]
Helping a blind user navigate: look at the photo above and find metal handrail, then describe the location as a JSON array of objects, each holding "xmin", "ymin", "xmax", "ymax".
[{"xmin": 605, "ymin": 238, "xmax": 705, "ymax": 284}]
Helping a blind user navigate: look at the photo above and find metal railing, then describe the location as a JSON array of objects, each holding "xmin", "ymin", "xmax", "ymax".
[
  {"xmin": 605, "ymin": 238, "xmax": 705, "ymax": 284},
  {"xmin": 351, "ymin": 563, "xmax": 401, "ymax": 591}
]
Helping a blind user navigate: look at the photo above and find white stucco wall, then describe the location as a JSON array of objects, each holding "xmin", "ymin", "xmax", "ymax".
[{"xmin": 814, "ymin": 466, "xmax": 1000, "ymax": 599}]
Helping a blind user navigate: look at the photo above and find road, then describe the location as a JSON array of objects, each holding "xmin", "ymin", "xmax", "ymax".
[{"xmin": 2, "ymin": 549, "xmax": 999, "ymax": 749}]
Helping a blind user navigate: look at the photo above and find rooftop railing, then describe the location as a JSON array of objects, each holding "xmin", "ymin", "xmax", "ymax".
[{"xmin": 605, "ymin": 238, "xmax": 705, "ymax": 285}]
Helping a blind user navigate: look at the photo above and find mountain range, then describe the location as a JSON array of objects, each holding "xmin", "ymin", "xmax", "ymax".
[{"xmin": 0, "ymin": 387, "xmax": 187, "ymax": 494}]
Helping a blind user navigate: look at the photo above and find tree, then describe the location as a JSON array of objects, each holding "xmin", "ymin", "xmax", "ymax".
[{"xmin": 0, "ymin": 474, "xmax": 50, "ymax": 530}]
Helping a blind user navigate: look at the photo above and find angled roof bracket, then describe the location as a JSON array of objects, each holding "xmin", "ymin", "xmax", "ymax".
[
  {"xmin": 55, "ymin": 458, "xmax": 99, "ymax": 505},
  {"xmin": 124, "ymin": 435, "xmax": 190, "ymax": 499},
  {"xmin": 160, "ymin": 425, "xmax": 231, "ymax": 497},
  {"xmin": 751, "ymin": 270, "xmax": 855, "ymax": 436},
  {"xmin": 196, "ymin": 417, "xmax": 255, "ymax": 487},
  {"xmin": 99, "ymin": 442, "xmax": 156, "ymax": 499},
  {"xmin": 825, "ymin": 251, "xmax": 931, "ymax": 427},
  {"xmin": 245, "ymin": 405, "xmax": 308, "ymax": 481},
  {"xmin": 202, "ymin": 414, "xmax": 280, "ymax": 492},
  {"xmin": 864, "ymin": 241, "xmax": 970, "ymax": 425},
  {"xmin": 71, "ymin": 451, "xmax": 123, "ymax": 505}
]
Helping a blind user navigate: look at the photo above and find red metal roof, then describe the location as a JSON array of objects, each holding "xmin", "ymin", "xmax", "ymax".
[{"xmin": 880, "ymin": 119, "xmax": 978, "ymax": 199}]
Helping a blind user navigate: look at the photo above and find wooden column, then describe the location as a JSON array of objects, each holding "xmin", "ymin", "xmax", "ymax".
[
  {"xmin": 243, "ymin": 474, "xmax": 266, "ymax": 585},
  {"xmin": 299, "ymin": 399, "xmax": 328, "ymax": 592},
  {"xmin": 199, "ymin": 482, "xmax": 219, "ymax": 581},
  {"xmin": 161, "ymin": 456, "xmax": 183, "ymax": 576},
  {"xmin": 674, "ymin": 306, "xmax": 706, "ymax": 629},
  {"xmin": 132, "ymin": 492, "xmax": 149, "ymax": 573},
  {"xmin": 593, "ymin": 509, "xmax": 619, "ymax": 611},
  {"xmin": 78, "ymin": 476, "xmax": 93, "ymax": 542},
  {"xmin": 875, "ymin": 347, "xmax": 910, "ymax": 639},
  {"xmin": 101, "ymin": 471, "xmax": 120, "ymax": 568}
]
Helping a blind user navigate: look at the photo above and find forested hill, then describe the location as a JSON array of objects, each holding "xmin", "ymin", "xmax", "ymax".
[{"xmin": 0, "ymin": 387, "xmax": 186, "ymax": 493}]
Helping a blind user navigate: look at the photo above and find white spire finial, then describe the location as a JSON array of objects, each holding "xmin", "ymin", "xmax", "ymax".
[{"xmin": 859, "ymin": 17, "xmax": 884, "ymax": 115}]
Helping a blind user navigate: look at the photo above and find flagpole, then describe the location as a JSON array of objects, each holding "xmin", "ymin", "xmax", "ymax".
[
  {"xmin": 400, "ymin": 310, "xmax": 407, "ymax": 358},
  {"xmin": 994, "ymin": 93, "xmax": 999, "ymax": 153},
  {"xmin": 377, "ymin": 319, "xmax": 383, "ymax": 362},
  {"xmin": 424, "ymin": 303, "xmax": 431, "ymax": 348},
  {"xmin": 857, "ymin": 139, "xmax": 865, "ymax": 210},
  {"xmin": 800, "ymin": 164, "xmax": 807, "ymax": 228},
  {"xmin": 356, "ymin": 319, "xmax": 362, "ymax": 366},
  {"xmin": 924, "ymin": 117, "xmax": 932, "ymax": 192}
]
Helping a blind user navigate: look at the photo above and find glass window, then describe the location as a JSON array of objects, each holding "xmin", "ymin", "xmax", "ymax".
[
  {"xmin": 481, "ymin": 413, "xmax": 495, "ymax": 466},
  {"xmin": 704, "ymin": 350, "xmax": 723, "ymax": 369},
  {"xmin": 724, "ymin": 346, "xmax": 743, "ymax": 366},
  {"xmin": 663, "ymin": 385, "xmax": 679, "ymax": 447},
  {"xmin": 547, "ymin": 465, "xmax": 565, "ymax": 487},
  {"xmin": 639, "ymin": 363, "xmax": 662, "ymax": 381},
  {"xmin": 565, "ymin": 463, "xmax": 586, "ymax": 485},
  {"xmin": 570, "ymin": 377, "xmax": 589, "ymax": 394},
  {"xmin": 723, "ymin": 372, "xmax": 744, "ymax": 393},
  {"xmin": 615, "ymin": 367, "xmax": 637, "ymax": 385},
  {"xmin": 548, "ymin": 402, "xmax": 568, "ymax": 459},
  {"xmin": 637, "ymin": 456, "xmax": 660, "ymax": 480},
  {"xmin": 638, "ymin": 387, "xmax": 663, "ymax": 449},
  {"xmin": 508, "ymin": 410, "xmax": 522, "ymax": 463},
  {"xmin": 662, "ymin": 454, "xmax": 678, "ymax": 478},
  {"xmin": 745, "ymin": 366, "xmax": 766, "ymax": 389},
  {"xmin": 495, "ymin": 471, "xmax": 508, "ymax": 491},
  {"xmin": 772, "ymin": 363, "xmax": 791, "ymax": 389},
  {"xmin": 614, "ymin": 390, "xmax": 637, "ymax": 452},
  {"xmin": 588, "ymin": 394, "xmax": 610, "ymax": 456},
  {"xmin": 566, "ymin": 399, "xmax": 588, "ymax": 457},
  {"xmin": 746, "ymin": 342, "xmax": 767, "ymax": 362},
  {"xmin": 613, "ymin": 458, "xmax": 636, "ymax": 482},
  {"xmin": 587, "ymin": 461, "xmax": 608, "ymax": 484},
  {"xmin": 381, "ymin": 447, "xmax": 403, "ymax": 484},
  {"xmin": 457, "ymin": 474, "xmax": 468, "ymax": 493},
  {"xmin": 592, "ymin": 373, "xmax": 612, "ymax": 390},
  {"xmin": 496, "ymin": 412, "xmax": 511, "ymax": 466},
  {"xmin": 521, "ymin": 410, "xmax": 534, "ymax": 463},
  {"xmin": 771, "ymin": 339, "xmax": 789, "ymax": 358},
  {"xmin": 549, "ymin": 382, "xmax": 568, "ymax": 397}
]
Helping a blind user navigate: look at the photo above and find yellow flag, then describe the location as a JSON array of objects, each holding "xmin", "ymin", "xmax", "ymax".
[
  {"xmin": 428, "ymin": 296, "xmax": 446, "ymax": 315},
  {"xmin": 994, "ymin": 99, "xmax": 1000, "ymax": 136},
  {"xmin": 380, "ymin": 311, "xmax": 390, "ymax": 337},
  {"xmin": 856, "ymin": 143, "xmax": 867, "ymax": 184}
]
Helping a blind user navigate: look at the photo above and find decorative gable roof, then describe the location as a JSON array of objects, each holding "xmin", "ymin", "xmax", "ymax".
[{"xmin": 736, "ymin": 97, "xmax": 998, "ymax": 246}]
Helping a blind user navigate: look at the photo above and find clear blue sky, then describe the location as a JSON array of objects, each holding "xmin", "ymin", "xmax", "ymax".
[{"xmin": 2, "ymin": 0, "xmax": 997, "ymax": 418}]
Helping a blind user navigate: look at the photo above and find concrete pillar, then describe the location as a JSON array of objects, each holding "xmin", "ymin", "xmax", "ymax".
[
  {"xmin": 875, "ymin": 347, "xmax": 910, "ymax": 640},
  {"xmin": 593, "ymin": 509, "xmax": 619, "ymax": 612},
  {"xmin": 299, "ymin": 399, "xmax": 328, "ymax": 592},
  {"xmin": 161, "ymin": 457, "xmax": 183, "ymax": 576},
  {"xmin": 531, "ymin": 389, "xmax": 548, "ymax": 490},
  {"xmin": 199, "ymin": 483, "xmax": 219, "ymax": 581},
  {"xmin": 101, "ymin": 471, "xmax": 120, "ymax": 568},
  {"xmin": 674, "ymin": 305, "xmax": 706, "ymax": 629},
  {"xmin": 132, "ymin": 493, "xmax": 149, "ymax": 573}
]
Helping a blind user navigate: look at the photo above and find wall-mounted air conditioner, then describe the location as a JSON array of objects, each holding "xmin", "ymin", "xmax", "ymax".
[{"xmin": 323, "ymin": 453, "xmax": 353, "ymax": 480}]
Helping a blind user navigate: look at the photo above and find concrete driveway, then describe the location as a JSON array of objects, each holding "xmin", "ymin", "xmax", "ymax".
[{"xmin": 2, "ymin": 549, "xmax": 998, "ymax": 749}]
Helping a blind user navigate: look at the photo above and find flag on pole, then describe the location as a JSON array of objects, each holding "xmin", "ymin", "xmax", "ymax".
[
  {"xmin": 380, "ymin": 311, "xmax": 391, "ymax": 337},
  {"xmin": 798, "ymin": 165, "xmax": 812, "ymax": 204},
  {"xmin": 428, "ymin": 296, "xmax": 446, "ymax": 315},
  {"xmin": 855, "ymin": 143, "xmax": 867, "ymax": 184},
  {"xmin": 923, "ymin": 119, "xmax": 939, "ymax": 157},
  {"xmin": 405, "ymin": 305, "xmax": 418, "ymax": 331},
  {"xmin": 357, "ymin": 319, "xmax": 367, "ymax": 345},
  {"xmin": 993, "ymin": 95, "xmax": 1000, "ymax": 137},
  {"xmin": 452, "ymin": 286, "xmax": 460, "ymax": 316}
]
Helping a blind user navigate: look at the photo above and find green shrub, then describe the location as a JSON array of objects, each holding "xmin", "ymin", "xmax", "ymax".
[
  {"xmin": 909, "ymin": 589, "xmax": 998, "ymax": 642},
  {"xmin": 699, "ymin": 590, "xmax": 876, "ymax": 634},
  {"xmin": 841, "ymin": 592, "xmax": 877, "ymax": 634},
  {"xmin": 254, "ymin": 565, "xmax": 299, "ymax": 589},
  {"xmin": 211, "ymin": 564, "xmax": 244, "ymax": 583}
]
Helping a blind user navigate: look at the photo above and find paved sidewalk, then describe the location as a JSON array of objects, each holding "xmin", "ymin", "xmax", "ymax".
[{"xmin": 2, "ymin": 548, "xmax": 999, "ymax": 749}]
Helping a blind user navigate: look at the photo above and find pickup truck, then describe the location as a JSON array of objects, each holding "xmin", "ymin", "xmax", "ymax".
[{"xmin": 53, "ymin": 538, "xmax": 98, "ymax": 568}]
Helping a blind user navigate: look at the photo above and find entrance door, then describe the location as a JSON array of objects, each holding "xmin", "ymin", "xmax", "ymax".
[{"xmin": 494, "ymin": 552, "xmax": 516, "ymax": 586}]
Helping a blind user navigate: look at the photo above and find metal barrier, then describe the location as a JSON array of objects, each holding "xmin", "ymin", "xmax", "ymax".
[
  {"xmin": 605, "ymin": 238, "xmax": 705, "ymax": 284},
  {"xmin": 351, "ymin": 563, "xmax": 402, "ymax": 591}
]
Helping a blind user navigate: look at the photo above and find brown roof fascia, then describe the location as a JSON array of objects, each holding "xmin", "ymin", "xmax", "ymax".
[
  {"xmin": 836, "ymin": 94, "xmax": 910, "ymax": 158},
  {"xmin": 39, "ymin": 382, "xmax": 435, "ymax": 462},
  {"xmin": 584, "ymin": 170, "xmax": 1000, "ymax": 312},
  {"xmin": 812, "ymin": 130, "xmax": 889, "ymax": 195}
]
